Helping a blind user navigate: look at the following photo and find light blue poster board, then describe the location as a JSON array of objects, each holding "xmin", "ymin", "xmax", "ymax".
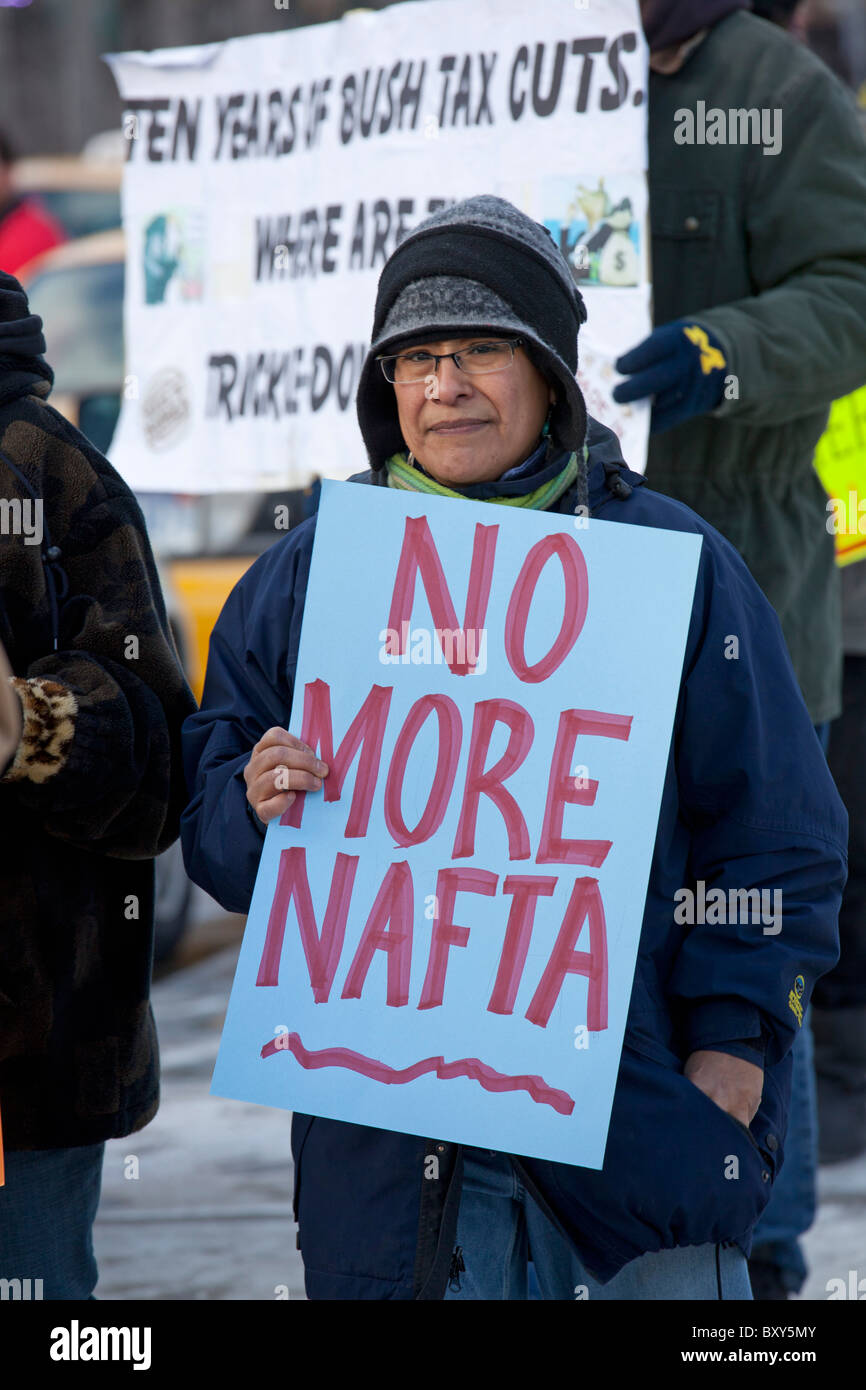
[{"xmin": 212, "ymin": 480, "xmax": 701, "ymax": 1168}]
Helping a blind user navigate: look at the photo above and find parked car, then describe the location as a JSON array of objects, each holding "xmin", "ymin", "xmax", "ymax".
[{"xmin": 12, "ymin": 154, "xmax": 121, "ymax": 245}]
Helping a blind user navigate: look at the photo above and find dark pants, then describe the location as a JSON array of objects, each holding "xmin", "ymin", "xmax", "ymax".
[
  {"xmin": 0, "ymin": 1143, "xmax": 104, "ymax": 1299},
  {"xmin": 817, "ymin": 654, "xmax": 866, "ymax": 1008}
]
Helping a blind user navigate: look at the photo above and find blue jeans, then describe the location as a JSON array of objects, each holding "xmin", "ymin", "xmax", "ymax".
[
  {"xmin": 444, "ymin": 1148, "xmax": 753, "ymax": 1300},
  {"xmin": 0, "ymin": 1143, "xmax": 104, "ymax": 1299}
]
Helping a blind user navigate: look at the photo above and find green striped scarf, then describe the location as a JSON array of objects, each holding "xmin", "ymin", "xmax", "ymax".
[{"xmin": 385, "ymin": 445, "xmax": 586, "ymax": 510}]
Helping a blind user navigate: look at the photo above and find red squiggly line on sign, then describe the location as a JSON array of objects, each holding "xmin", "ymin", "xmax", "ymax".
[{"xmin": 261, "ymin": 1032, "xmax": 575, "ymax": 1116}]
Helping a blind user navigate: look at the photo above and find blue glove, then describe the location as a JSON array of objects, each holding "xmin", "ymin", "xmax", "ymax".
[{"xmin": 612, "ymin": 320, "xmax": 728, "ymax": 434}]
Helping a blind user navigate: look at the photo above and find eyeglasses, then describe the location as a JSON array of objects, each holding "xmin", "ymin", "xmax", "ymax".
[{"xmin": 377, "ymin": 338, "xmax": 524, "ymax": 385}]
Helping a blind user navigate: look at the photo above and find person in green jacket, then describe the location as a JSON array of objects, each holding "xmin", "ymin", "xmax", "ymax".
[
  {"xmin": 613, "ymin": 0, "xmax": 866, "ymax": 1302},
  {"xmin": 615, "ymin": 1, "xmax": 866, "ymax": 727}
]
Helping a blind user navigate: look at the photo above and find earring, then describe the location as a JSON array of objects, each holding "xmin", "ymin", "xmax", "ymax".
[{"xmin": 407, "ymin": 450, "xmax": 416, "ymax": 466}]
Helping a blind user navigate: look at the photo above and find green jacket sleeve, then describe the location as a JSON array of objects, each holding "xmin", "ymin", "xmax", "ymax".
[{"xmin": 699, "ymin": 65, "xmax": 866, "ymax": 426}]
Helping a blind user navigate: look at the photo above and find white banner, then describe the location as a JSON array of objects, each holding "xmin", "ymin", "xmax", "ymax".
[{"xmin": 106, "ymin": 0, "xmax": 650, "ymax": 493}]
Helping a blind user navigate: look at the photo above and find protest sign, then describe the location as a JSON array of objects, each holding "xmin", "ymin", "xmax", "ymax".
[
  {"xmin": 105, "ymin": 0, "xmax": 650, "ymax": 494},
  {"xmin": 814, "ymin": 384, "xmax": 866, "ymax": 566},
  {"xmin": 212, "ymin": 482, "xmax": 701, "ymax": 1168}
]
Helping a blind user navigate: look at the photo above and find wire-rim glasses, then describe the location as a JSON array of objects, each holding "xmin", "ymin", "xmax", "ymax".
[{"xmin": 377, "ymin": 337, "xmax": 524, "ymax": 385}]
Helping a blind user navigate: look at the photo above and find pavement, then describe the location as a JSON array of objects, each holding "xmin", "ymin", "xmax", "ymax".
[
  {"xmin": 93, "ymin": 894, "xmax": 306, "ymax": 1301},
  {"xmin": 92, "ymin": 891, "xmax": 866, "ymax": 1302},
  {"xmin": 802, "ymin": 1159, "xmax": 866, "ymax": 1300}
]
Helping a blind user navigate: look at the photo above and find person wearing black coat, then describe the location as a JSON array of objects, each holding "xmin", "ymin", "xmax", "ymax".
[{"xmin": 0, "ymin": 271, "xmax": 195, "ymax": 1299}]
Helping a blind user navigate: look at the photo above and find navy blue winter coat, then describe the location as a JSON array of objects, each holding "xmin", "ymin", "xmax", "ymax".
[{"xmin": 181, "ymin": 418, "xmax": 846, "ymax": 1298}]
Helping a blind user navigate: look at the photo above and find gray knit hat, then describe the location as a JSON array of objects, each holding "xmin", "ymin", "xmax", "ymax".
[{"xmin": 356, "ymin": 195, "xmax": 588, "ymax": 470}]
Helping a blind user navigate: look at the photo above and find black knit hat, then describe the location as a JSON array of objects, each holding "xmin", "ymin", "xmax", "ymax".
[
  {"xmin": 0, "ymin": 270, "xmax": 53, "ymax": 394},
  {"xmin": 356, "ymin": 195, "xmax": 588, "ymax": 470}
]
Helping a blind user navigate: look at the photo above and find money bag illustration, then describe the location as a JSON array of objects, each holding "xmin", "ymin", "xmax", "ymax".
[{"xmin": 595, "ymin": 198, "xmax": 639, "ymax": 287}]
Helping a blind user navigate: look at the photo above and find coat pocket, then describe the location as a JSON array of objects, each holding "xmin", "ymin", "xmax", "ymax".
[
  {"xmin": 523, "ymin": 1031, "xmax": 785, "ymax": 1278},
  {"xmin": 623, "ymin": 1029, "xmax": 782, "ymax": 1186},
  {"xmin": 649, "ymin": 185, "xmax": 722, "ymax": 320},
  {"xmin": 608, "ymin": 1035, "xmax": 779, "ymax": 1248}
]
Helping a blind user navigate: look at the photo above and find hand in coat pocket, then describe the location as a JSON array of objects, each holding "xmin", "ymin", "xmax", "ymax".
[{"xmin": 684, "ymin": 1049, "xmax": 764, "ymax": 1128}]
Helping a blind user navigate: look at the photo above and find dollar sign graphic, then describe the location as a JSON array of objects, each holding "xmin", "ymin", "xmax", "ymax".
[{"xmin": 615, "ymin": 250, "xmax": 625, "ymax": 272}]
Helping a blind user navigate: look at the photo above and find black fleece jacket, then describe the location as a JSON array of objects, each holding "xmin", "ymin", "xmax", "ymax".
[{"xmin": 0, "ymin": 271, "xmax": 196, "ymax": 1149}]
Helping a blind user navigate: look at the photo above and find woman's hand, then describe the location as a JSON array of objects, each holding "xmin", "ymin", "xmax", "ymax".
[
  {"xmin": 244, "ymin": 727, "xmax": 328, "ymax": 824},
  {"xmin": 684, "ymin": 1049, "xmax": 764, "ymax": 1128}
]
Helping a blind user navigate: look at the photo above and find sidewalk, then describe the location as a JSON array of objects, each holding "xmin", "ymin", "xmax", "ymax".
[
  {"xmin": 801, "ymin": 1159, "xmax": 866, "ymax": 1300},
  {"xmin": 94, "ymin": 925, "xmax": 306, "ymax": 1301}
]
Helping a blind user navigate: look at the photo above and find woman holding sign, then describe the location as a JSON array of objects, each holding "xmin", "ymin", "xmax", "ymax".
[{"xmin": 182, "ymin": 196, "xmax": 845, "ymax": 1300}]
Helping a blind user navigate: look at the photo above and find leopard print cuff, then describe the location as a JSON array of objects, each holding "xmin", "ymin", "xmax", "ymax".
[{"xmin": 1, "ymin": 677, "xmax": 77, "ymax": 784}]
